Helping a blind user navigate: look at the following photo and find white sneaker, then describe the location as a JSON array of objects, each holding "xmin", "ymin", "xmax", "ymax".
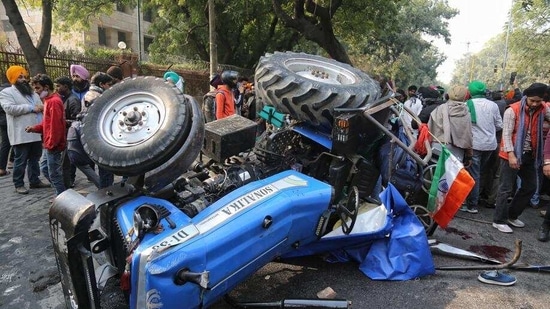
[
  {"xmin": 493, "ymin": 223, "xmax": 513, "ymax": 233},
  {"xmin": 507, "ymin": 219, "xmax": 525, "ymax": 228}
]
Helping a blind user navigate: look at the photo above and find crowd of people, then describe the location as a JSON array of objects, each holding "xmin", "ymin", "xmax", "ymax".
[
  {"xmin": 0, "ymin": 62, "xmax": 258, "ymax": 203},
  {"xmin": 0, "ymin": 64, "xmax": 124, "ymax": 200},
  {"xmin": 396, "ymin": 80, "xmax": 550, "ymax": 241},
  {"xmin": 1, "ymin": 62, "xmax": 549, "ymax": 242},
  {"xmin": 202, "ymin": 70, "xmax": 255, "ymax": 122}
]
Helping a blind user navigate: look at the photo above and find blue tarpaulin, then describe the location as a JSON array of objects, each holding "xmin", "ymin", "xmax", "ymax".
[
  {"xmin": 359, "ymin": 184, "xmax": 435, "ymax": 280},
  {"xmin": 284, "ymin": 184, "xmax": 435, "ymax": 280}
]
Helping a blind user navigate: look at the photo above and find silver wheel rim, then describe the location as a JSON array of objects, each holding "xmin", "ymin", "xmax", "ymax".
[
  {"xmin": 98, "ymin": 91, "xmax": 166, "ymax": 147},
  {"xmin": 283, "ymin": 57, "xmax": 358, "ymax": 85}
]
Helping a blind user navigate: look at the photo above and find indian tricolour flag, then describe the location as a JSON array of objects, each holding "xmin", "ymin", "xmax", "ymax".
[{"xmin": 427, "ymin": 145, "xmax": 475, "ymax": 228}]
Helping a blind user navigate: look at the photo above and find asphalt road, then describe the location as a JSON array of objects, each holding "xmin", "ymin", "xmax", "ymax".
[{"xmin": 1, "ymin": 167, "xmax": 550, "ymax": 309}]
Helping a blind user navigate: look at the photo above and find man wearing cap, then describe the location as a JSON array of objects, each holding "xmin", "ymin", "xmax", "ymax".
[
  {"xmin": 163, "ymin": 71, "xmax": 185, "ymax": 93},
  {"xmin": 460, "ymin": 80, "xmax": 503, "ymax": 214},
  {"xmin": 0, "ymin": 66, "xmax": 50, "ymax": 194},
  {"xmin": 492, "ymin": 82, "xmax": 550, "ymax": 233},
  {"xmin": 70, "ymin": 64, "xmax": 90, "ymax": 108}
]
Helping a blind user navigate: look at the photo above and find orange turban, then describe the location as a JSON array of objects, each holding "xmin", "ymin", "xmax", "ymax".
[{"xmin": 6, "ymin": 66, "xmax": 28, "ymax": 85}]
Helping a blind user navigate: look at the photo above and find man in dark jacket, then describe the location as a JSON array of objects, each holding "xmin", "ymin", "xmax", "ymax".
[
  {"xmin": 411, "ymin": 86, "xmax": 444, "ymax": 130},
  {"xmin": 55, "ymin": 76, "xmax": 81, "ymax": 188}
]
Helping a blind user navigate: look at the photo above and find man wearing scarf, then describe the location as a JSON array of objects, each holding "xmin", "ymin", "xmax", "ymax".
[
  {"xmin": 492, "ymin": 82, "xmax": 550, "ymax": 233},
  {"xmin": 427, "ymin": 85, "xmax": 473, "ymax": 163},
  {"xmin": 461, "ymin": 81, "xmax": 503, "ymax": 214},
  {"xmin": 0, "ymin": 66, "xmax": 50, "ymax": 194}
]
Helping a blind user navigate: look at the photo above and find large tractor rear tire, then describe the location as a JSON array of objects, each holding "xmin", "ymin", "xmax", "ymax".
[{"xmin": 254, "ymin": 51, "xmax": 381, "ymax": 130}]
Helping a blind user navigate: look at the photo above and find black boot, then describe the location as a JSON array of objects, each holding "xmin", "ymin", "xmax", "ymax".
[{"xmin": 537, "ymin": 226, "xmax": 550, "ymax": 242}]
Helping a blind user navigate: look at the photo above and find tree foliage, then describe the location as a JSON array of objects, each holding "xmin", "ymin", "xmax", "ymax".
[
  {"xmin": 351, "ymin": 0, "xmax": 457, "ymax": 89},
  {"xmin": 145, "ymin": 0, "xmax": 313, "ymax": 69},
  {"xmin": 449, "ymin": 0, "xmax": 550, "ymax": 91},
  {"xmin": 2, "ymin": 0, "xmax": 53, "ymax": 74},
  {"xmin": 1, "ymin": 0, "xmax": 134, "ymax": 75},
  {"xmin": 507, "ymin": 0, "xmax": 550, "ymax": 83},
  {"xmin": 449, "ymin": 36, "xmax": 510, "ymax": 90},
  {"xmin": 4, "ymin": 0, "xmax": 456, "ymax": 87},
  {"xmin": 144, "ymin": 0, "xmax": 456, "ymax": 89}
]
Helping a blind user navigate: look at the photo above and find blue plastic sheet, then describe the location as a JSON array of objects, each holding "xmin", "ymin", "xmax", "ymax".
[
  {"xmin": 359, "ymin": 184, "xmax": 435, "ymax": 280},
  {"xmin": 283, "ymin": 183, "xmax": 435, "ymax": 280}
]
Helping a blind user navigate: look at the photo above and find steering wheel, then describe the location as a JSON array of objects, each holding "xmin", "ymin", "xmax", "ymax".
[
  {"xmin": 409, "ymin": 204, "xmax": 435, "ymax": 232},
  {"xmin": 338, "ymin": 186, "xmax": 359, "ymax": 235},
  {"xmin": 421, "ymin": 164, "xmax": 437, "ymax": 193}
]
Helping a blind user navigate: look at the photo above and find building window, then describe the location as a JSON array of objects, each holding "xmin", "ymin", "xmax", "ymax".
[
  {"xmin": 118, "ymin": 31, "xmax": 127, "ymax": 46},
  {"xmin": 143, "ymin": 36, "xmax": 154, "ymax": 52},
  {"xmin": 143, "ymin": 8, "xmax": 153, "ymax": 22},
  {"xmin": 116, "ymin": 2, "xmax": 133, "ymax": 14},
  {"xmin": 98, "ymin": 27, "xmax": 107, "ymax": 46}
]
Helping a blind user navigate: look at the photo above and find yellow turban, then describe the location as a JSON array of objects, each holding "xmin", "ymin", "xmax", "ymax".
[{"xmin": 6, "ymin": 66, "xmax": 28, "ymax": 85}]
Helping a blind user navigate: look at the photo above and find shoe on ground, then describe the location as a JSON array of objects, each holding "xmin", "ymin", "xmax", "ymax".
[
  {"xmin": 537, "ymin": 226, "xmax": 550, "ymax": 242},
  {"xmin": 492, "ymin": 223, "xmax": 513, "ymax": 233},
  {"xmin": 29, "ymin": 182, "xmax": 51, "ymax": 189},
  {"xmin": 484, "ymin": 202, "xmax": 496, "ymax": 209},
  {"xmin": 460, "ymin": 206, "xmax": 479, "ymax": 214},
  {"xmin": 537, "ymin": 227, "xmax": 550, "ymax": 242},
  {"xmin": 478, "ymin": 270, "xmax": 516, "ymax": 286},
  {"xmin": 530, "ymin": 202, "xmax": 540, "ymax": 209},
  {"xmin": 15, "ymin": 186, "xmax": 29, "ymax": 194},
  {"xmin": 540, "ymin": 210, "xmax": 547, "ymax": 217},
  {"xmin": 507, "ymin": 218, "xmax": 525, "ymax": 228}
]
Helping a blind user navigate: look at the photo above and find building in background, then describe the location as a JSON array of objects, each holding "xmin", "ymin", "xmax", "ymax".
[{"xmin": 0, "ymin": 3, "xmax": 153, "ymax": 60}]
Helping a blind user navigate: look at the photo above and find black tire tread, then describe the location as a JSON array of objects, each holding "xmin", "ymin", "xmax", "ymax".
[
  {"xmin": 254, "ymin": 51, "xmax": 380, "ymax": 129},
  {"xmin": 81, "ymin": 76, "xmax": 190, "ymax": 176}
]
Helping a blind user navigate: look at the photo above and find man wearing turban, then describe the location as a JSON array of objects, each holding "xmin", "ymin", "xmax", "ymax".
[
  {"xmin": 460, "ymin": 81, "xmax": 503, "ymax": 214},
  {"xmin": 70, "ymin": 64, "xmax": 90, "ymax": 107},
  {"xmin": 0, "ymin": 66, "xmax": 50, "ymax": 194},
  {"xmin": 493, "ymin": 82, "xmax": 550, "ymax": 234},
  {"xmin": 163, "ymin": 71, "xmax": 185, "ymax": 93}
]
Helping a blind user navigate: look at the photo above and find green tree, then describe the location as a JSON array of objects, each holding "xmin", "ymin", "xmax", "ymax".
[
  {"xmin": 450, "ymin": 0, "xmax": 550, "ymax": 90},
  {"xmin": 270, "ymin": 0, "xmax": 403, "ymax": 65},
  {"xmin": 450, "ymin": 36, "xmax": 509, "ymax": 90},
  {"xmin": 144, "ymin": 0, "xmax": 408, "ymax": 68},
  {"xmin": 145, "ymin": 0, "xmax": 456, "ymax": 84},
  {"xmin": 351, "ymin": 0, "xmax": 457, "ymax": 89},
  {"xmin": 146, "ymin": 0, "xmax": 305, "ymax": 69},
  {"xmin": 1, "ymin": 0, "xmax": 53, "ymax": 74},
  {"xmin": 3, "ymin": 0, "xmax": 456, "ymax": 84},
  {"xmin": 1, "ymin": 0, "xmax": 132, "ymax": 75},
  {"xmin": 508, "ymin": 0, "xmax": 550, "ymax": 83}
]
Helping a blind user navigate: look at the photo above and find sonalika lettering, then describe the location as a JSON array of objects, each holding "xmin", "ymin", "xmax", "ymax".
[{"xmin": 221, "ymin": 186, "xmax": 275, "ymax": 215}]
